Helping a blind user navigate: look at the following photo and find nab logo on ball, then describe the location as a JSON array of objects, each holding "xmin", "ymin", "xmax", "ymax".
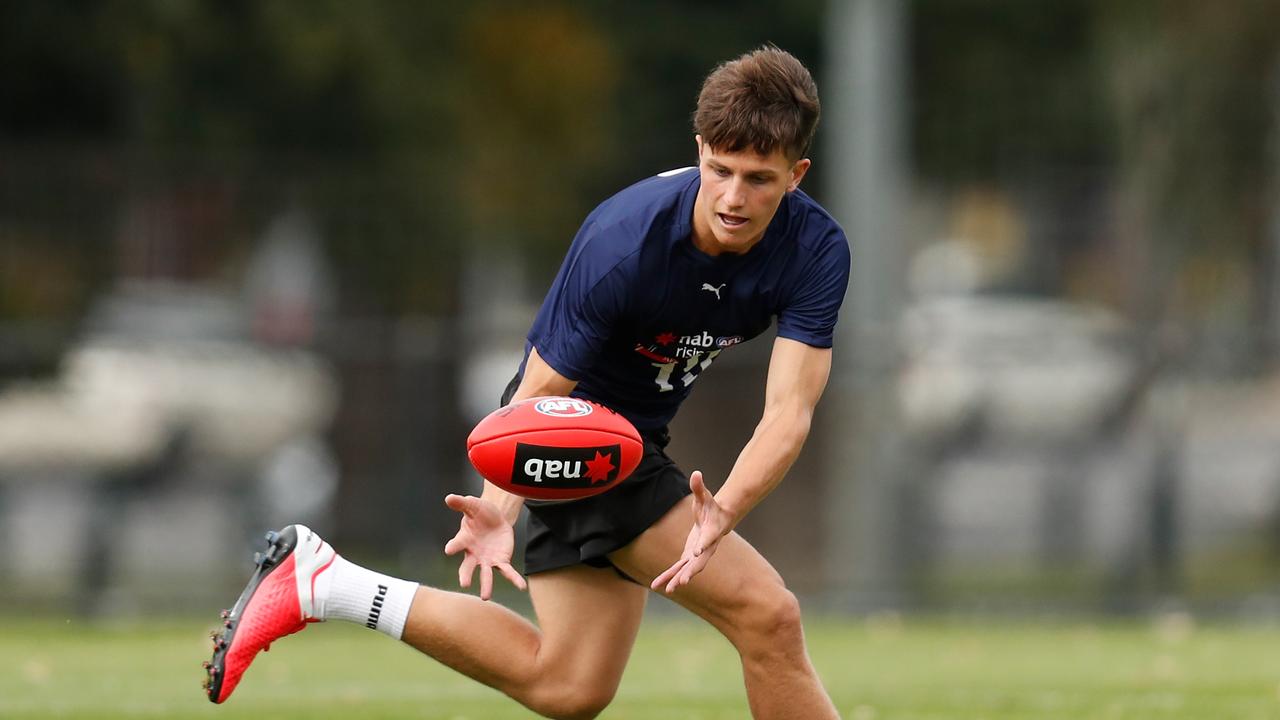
[
  {"xmin": 512, "ymin": 443, "xmax": 621, "ymax": 489},
  {"xmin": 534, "ymin": 398, "xmax": 594, "ymax": 418}
]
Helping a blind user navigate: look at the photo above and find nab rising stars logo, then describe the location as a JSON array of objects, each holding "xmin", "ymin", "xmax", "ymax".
[
  {"xmin": 635, "ymin": 330, "xmax": 743, "ymax": 361},
  {"xmin": 632, "ymin": 329, "xmax": 743, "ymax": 392}
]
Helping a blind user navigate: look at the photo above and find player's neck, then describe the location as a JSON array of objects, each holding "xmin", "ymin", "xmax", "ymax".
[{"xmin": 690, "ymin": 220, "xmax": 722, "ymax": 257}]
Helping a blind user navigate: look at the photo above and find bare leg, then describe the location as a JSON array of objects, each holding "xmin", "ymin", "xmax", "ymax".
[
  {"xmin": 610, "ymin": 496, "xmax": 840, "ymax": 720},
  {"xmin": 400, "ymin": 564, "xmax": 647, "ymax": 720}
]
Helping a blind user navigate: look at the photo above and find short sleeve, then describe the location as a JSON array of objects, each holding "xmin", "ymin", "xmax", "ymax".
[
  {"xmin": 527, "ymin": 222, "xmax": 635, "ymax": 380},
  {"xmin": 775, "ymin": 231, "xmax": 851, "ymax": 348}
]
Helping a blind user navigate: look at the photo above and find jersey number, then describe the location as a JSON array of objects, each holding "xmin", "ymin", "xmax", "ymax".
[{"xmin": 651, "ymin": 351, "xmax": 721, "ymax": 392}]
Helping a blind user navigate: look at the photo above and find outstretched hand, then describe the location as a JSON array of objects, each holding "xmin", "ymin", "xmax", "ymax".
[
  {"xmin": 652, "ymin": 471, "xmax": 732, "ymax": 594},
  {"xmin": 444, "ymin": 494, "xmax": 527, "ymax": 600}
]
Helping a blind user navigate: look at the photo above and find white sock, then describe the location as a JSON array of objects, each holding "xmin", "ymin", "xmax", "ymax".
[{"xmin": 314, "ymin": 555, "xmax": 419, "ymax": 640}]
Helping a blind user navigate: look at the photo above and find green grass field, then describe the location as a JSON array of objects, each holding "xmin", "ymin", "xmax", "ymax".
[{"xmin": 2, "ymin": 613, "xmax": 1279, "ymax": 719}]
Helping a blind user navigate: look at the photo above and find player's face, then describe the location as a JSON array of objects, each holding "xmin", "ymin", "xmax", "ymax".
[{"xmin": 692, "ymin": 136, "xmax": 811, "ymax": 256}]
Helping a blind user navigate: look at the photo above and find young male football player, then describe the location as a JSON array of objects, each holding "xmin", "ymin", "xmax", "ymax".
[{"xmin": 206, "ymin": 45, "xmax": 849, "ymax": 720}]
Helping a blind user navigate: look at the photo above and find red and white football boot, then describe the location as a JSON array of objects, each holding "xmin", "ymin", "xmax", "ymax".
[{"xmin": 204, "ymin": 525, "xmax": 336, "ymax": 703}]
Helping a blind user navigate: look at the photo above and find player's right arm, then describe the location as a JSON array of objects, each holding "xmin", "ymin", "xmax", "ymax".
[
  {"xmin": 447, "ymin": 210, "xmax": 623, "ymax": 598},
  {"xmin": 480, "ymin": 346, "xmax": 578, "ymax": 525},
  {"xmin": 444, "ymin": 347, "xmax": 577, "ymax": 599}
]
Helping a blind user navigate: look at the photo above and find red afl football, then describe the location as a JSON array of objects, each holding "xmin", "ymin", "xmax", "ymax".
[{"xmin": 466, "ymin": 396, "xmax": 643, "ymax": 501}]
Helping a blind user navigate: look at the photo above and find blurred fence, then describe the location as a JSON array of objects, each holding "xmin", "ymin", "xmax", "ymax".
[
  {"xmin": 2, "ymin": 142, "xmax": 1279, "ymax": 618},
  {"xmin": 3, "ymin": 0, "xmax": 1280, "ymax": 618},
  {"xmin": 0, "ymin": 146, "xmax": 473, "ymax": 613}
]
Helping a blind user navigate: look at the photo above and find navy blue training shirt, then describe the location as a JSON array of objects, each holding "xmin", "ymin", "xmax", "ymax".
[{"xmin": 524, "ymin": 166, "xmax": 851, "ymax": 431}]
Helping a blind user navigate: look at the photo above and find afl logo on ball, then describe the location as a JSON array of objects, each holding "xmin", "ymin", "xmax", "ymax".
[{"xmin": 534, "ymin": 398, "xmax": 594, "ymax": 418}]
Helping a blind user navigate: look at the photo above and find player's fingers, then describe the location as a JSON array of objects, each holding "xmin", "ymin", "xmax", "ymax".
[
  {"xmin": 444, "ymin": 536, "xmax": 465, "ymax": 556},
  {"xmin": 450, "ymin": 491, "xmax": 488, "ymax": 515},
  {"xmin": 673, "ymin": 558, "xmax": 691, "ymax": 585},
  {"xmin": 457, "ymin": 555, "xmax": 477, "ymax": 588},
  {"xmin": 689, "ymin": 471, "xmax": 714, "ymax": 503},
  {"xmin": 444, "ymin": 494, "xmax": 476, "ymax": 516},
  {"xmin": 498, "ymin": 563, "xmax": 528, "ymax": 592},
  {"xmin": 665, "ymin": 570, "xmax": 687, "ymax": 594},
  {"xmin": 663, "ymin": 558, "xmax": 691, "ymax": 594},
  {"xmin": 674, "ymin": 556, "xmax": 704, "ymax": 589},
  {"xmin": 479, "ymin": 564, "xmax": 494, "ymax": 601},
  {"xmin": 652, "ymin": 560, "xmax": 682, "ymax": 592}
]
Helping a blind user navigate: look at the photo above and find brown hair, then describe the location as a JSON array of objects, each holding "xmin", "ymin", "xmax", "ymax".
[{"xmin": 694, "ymin": 46, "xmax": 820, "ymax": 161}]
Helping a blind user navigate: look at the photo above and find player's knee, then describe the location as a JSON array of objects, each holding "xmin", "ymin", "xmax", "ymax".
[
  {"xmin": 527, "ymin": 681, "xmax": 616, "ymax": 720},
  {"xmin": 735, "ymin": 586, "xmax": 805, "ymax": 657},
  {"xmin": 759, "ymin": 587, "xmax": 804, "ymax": 640}
]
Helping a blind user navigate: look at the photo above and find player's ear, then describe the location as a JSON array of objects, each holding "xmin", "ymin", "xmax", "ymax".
[
  {"xmin": 695, "ymin": 135, "xmax": 705, "ymax": 161},
  {"xmin": 787, "ymin": 158, "xmax": 812, "ymax": 192}
]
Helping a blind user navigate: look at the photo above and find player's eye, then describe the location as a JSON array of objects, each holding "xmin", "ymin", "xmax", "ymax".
[{"xmin": 713, "ymin": 167, "xmax": 731, "ymax": 178}]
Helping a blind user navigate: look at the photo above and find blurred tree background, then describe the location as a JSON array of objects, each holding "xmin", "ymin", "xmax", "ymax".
[
  {"xmin": 5, "ymin": 0, "xmax": 1276, "ymax": 361},
  {"xmin": 0, "ymin": 0, "xmax": 825, "ymax": 316}
]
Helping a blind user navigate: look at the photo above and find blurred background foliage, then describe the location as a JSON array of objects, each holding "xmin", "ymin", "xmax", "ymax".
[
  {"xmin": 0, "ymin": 0, "xmax": 829, "ymax": 315},
  {"xmin": 4, "ymin": 0, "xmax": 1276, "ymax": 349}
]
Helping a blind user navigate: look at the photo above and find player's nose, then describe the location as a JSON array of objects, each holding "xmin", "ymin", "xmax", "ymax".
[{"xmin": 723, "ymin": 178, "xmax": 747, "ymax": 208}]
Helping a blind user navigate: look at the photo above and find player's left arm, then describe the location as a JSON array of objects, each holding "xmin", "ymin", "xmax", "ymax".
[
  {"xmin": 717, "ymin": 336, "xmax": 832, "ymax": 522},
  {"xmin": 653, "ymin": 336, "xmax": 832, "ymax": 592}
]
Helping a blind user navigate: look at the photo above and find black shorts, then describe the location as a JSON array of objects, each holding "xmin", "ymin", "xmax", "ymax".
[{"xmin": 500, "ymin": 376, "xmax": 692, "ymax": 577}]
